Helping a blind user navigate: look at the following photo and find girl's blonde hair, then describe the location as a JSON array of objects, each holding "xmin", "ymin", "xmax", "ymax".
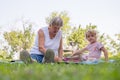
[{"xmin": 85, "ymin": 29, "xmax": 97, "ymax": 39}]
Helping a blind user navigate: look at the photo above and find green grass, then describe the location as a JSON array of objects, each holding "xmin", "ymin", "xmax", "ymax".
[{"xmin": 0, "ymin": 59, "xmax": 120, "ymax": 80}]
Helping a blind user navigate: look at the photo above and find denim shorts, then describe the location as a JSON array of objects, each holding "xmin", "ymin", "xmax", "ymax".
[{"xmin": 30, "ymin": 54, "xmax": 44, "ymax": 63}]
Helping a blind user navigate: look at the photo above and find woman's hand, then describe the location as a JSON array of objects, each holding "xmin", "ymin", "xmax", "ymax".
[{"xmin": 54, "ymin": 56, "xmax": 63, "ymax": 62}]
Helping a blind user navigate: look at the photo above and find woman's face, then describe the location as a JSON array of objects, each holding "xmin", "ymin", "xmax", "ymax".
[{"xmin": 51, "ymin": 25, "xmax": 61, "ymax": 34}]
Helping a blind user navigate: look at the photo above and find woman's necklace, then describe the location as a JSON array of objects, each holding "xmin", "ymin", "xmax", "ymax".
[
  {"xmin": 48, "ymin": 27, "xmax": 56, "ymax": 39},
  {"xmin": 50, "ymin": 34, "xmax": 56, "ymax": 39}
]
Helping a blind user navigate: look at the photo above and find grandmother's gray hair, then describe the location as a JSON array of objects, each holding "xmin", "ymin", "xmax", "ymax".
[{"xmin": 49, "ymin": 17, "xmax": 63, "ymax": 27}]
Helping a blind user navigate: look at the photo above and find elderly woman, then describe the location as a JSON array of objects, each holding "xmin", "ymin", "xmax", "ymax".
[{"xmin": 29, "ymin": 17, "xmax": 63, "ymax": 63}]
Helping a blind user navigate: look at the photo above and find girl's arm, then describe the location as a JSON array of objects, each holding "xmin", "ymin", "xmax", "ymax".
[
  {"xmin": 101, "ymin": 47, "xmax": 108, "ymax": 62},
  {"xmin": 72, "ymin": 47, "xmax": 87, "ymax": 56}
]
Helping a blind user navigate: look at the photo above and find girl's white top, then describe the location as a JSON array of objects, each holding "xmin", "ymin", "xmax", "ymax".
[{"xmin": 30, "ymin": 26, "xmax": 62, "ymax": 56}]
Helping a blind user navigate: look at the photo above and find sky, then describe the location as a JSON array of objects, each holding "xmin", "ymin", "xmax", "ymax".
[{"xmin": 0, "ymin": 0, "xmax": 120, "ymax": 37}]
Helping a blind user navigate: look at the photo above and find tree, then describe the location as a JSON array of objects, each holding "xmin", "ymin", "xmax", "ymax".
[
  {"xmin": 3, "ymin": 21, "xmax": 35, "ymax": 55},
  {"xmin": 115, "ymin": 34, "xmax": 120, "ymax": 53},
  {"xmin": 108, "ymin": 34, "xmax": 120, "ymax": 55},
  {"xmin": 67, "ymin": 23, "xmax": 97, "ymax": 49},
  {"xmin": 21, "ymin": 23, "xmax": 35, "ymax": 50},
  {"xmin": 0, "ymin": 48, "xmax": 11, "ymax": 60},
  {"xmin": 0, "ymin": 26, "xmax": 12, "ymax": 60}
]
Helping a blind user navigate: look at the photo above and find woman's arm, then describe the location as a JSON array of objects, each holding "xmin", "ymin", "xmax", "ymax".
[
  {"xmin": 38, "ymin": 29, "xmax": 46, "ymax": 54},
  {"xmin": 58, "ymin": 37, "xmax": 63, "ymax": 58}
]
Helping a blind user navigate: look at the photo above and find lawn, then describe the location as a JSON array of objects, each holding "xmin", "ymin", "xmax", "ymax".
[{"xmin": 0, "ymin": 59, "xmax": 120, "ymax": 80}]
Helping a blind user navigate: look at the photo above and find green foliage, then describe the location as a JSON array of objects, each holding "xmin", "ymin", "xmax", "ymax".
[
  {"xmin": 67, "ymin": 23, "xmax": 97, "ymax": 49},
  {"xmin": 0, "ymin": 50, "xmax": 7, "ymax": 59},
  {"xmin": 115, "ymin": 34, "xmax": 120, "ymax": 52},
  {"xmin": 4, "ymin": 31, "xmax": 22, "ymax": 52},
  {"xmin": 99, "ymin": 33, "xmax": 120, "ymax": 55},
  {"xmin": 3, "ymin": 23, "xmax": 35, "ymax": 53},
  {"xmin": 0, "ymin": 49, "xmax": 12, "ymax": 60},
  {"xmin": 67, "ymin": 26, "xmax": 86, "ymax": 49},
  {"xmin": 21, "ymin": 24, "xmax": 35, "ymax": 50}
]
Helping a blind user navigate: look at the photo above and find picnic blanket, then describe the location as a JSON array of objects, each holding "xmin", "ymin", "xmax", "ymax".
[
  {"xmin": 0, "ymin": 60, "xmax": 24, "ymax": 64},
  {"xmin": 0, "ymin": 59, "xmax": 115, "ymax": 64},
  {"xmin": 79, "ymin": 59, "xmax": 115, "ymax": 64},
  {"xmin": 62, "ymin": 57, "xmax": 115, "ymax": 64}
]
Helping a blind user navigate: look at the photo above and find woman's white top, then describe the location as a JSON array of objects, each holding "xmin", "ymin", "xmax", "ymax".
[{"xmin": 30, "ymin": 27, "xmax": 62, "ymax": 56}]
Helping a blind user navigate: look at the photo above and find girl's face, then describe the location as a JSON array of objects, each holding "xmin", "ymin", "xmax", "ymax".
[{"xmin": 86, "ymin": 33, "xmax": 97, "ymax": 44}]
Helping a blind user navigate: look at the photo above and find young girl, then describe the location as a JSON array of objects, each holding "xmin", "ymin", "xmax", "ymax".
[{"xmin": 64, "ymin": 29, "xmax": 108, "ymax": 62}]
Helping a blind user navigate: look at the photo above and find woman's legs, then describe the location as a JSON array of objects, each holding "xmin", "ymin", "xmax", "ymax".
[
  {"xmin": 20, "ymin": 49, "xmax": 57, "ymax": 63},
  {"xmin": 44, "ymin": 49, "xmax": 62, "ymax": 63},
  {"xmin": 20, "ymin": 50, "xmax": 43, "ymax": 63},
  {"xmin": 20, "ymin": 50, "xmax": 33, "ymax": 64},
  {"xmin": 30, "ymin": 54, "xmax": 44, "ymax": 63},
  {"xmin": 44, "ymin": 49, "xmax": 55, "ymax": 63}
]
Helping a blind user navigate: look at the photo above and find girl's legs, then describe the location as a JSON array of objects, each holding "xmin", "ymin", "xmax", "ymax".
[{"xmin": 63, "ymin": 55, "xmax": 82, "ymax": 62}]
